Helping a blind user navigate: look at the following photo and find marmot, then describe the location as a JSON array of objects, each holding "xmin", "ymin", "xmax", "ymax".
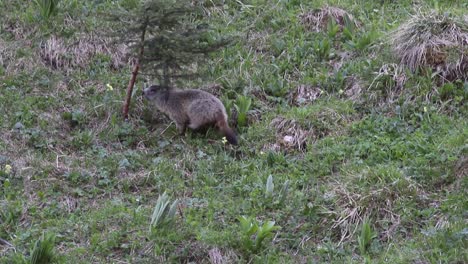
[{"xmin": 143, "ymin": 85, "xmax": 238, "ymax": 145}]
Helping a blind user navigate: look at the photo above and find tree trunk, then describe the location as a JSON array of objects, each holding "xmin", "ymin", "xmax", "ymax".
[
  {"xmin": 122, "ymin": 21, "xmax": 148, "ymax": 120},
  {"xmin": 163, "ymin": 63, "xmax": 169, "ymax": 88},
  {"xmin": 122, "ymin": 62, "xmax": 140, "ymax": 120}
]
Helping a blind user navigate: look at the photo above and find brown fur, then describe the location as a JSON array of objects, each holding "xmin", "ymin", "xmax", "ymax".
[{"xmin": 143, "ymin": 85, "xmax": 238, "ymax": 145}]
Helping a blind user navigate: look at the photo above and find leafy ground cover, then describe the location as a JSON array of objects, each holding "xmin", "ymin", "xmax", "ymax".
[{"xmin": 0, "ymin": 0, "xmax": 466, "ymax": 263}]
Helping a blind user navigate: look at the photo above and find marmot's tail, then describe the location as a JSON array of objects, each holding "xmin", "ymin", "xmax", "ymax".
[
  {"xmin": 217, "ymin": 116, "xmax": 238, "ymax": 145},
  {"xmin": 222, "ymin": 126, "xmax": 238, "ymax": 145}
]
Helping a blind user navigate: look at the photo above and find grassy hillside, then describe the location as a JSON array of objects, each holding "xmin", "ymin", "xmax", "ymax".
[{"xmin": 1, "ymin": 0, "xmax": 466, "ymax": 263}]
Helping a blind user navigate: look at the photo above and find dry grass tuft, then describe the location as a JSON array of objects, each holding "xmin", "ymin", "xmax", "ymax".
[
  {"xmin": 289, "ymin": 85, "xmax": 323, "ymax": 106},
  {"xmin": 0, "ymin": 39, "xmax": 11, "ymax": 70},
  {"xmin": 270, "ymin": 117, "xmax": 313, "ymax": 151},
  {"xmin": 208, "ymin": 247, "xmax": 239, "ymax": 264},
  {"xmin": 209, "ymin": 247, "xmax": 224, "ymax": 264},
  {"xmin": 1, "ymin": 39, "xmax": 42, "ymax": 74},
  {"xmin": 174, "ymin": 241, "xmax": 238, "ymax": 263},
  {"xmin": 454, "ymin": 156, "xmax": 467, "ymax": 190},
  {"xmin": 247, "ymin": 30, "xmax": 271, "ymax": 54},
  {"xmin": 374, "ymin": 63, "xmax": 407, "ymax": 89},
  {"xmin": 201, "ymin": 83, "xmax": 224, "ymax": 97},
  {"xmin": 40, "ymin": 34, "xmax": 131, "ymax": 71},
  {"xmin": 2, "ymin": 20, "xmax": 29, "ymax": 40},
  {"xmin": 0, "ymin": 237, "xmax": 15, "ymax": 256},
  {"xmin": 344, "ymin": 76, "xmax": 364, "ymax": 102},
  {"xmin": 271, "ymin": 103, "xmax": 354, "ymax": 151},
  {"xmin": 0, "ymin": 39, "xmax": 8, "ymax": 61},
  {"xmin": 326, "ymin": 168, "xmax": 426, "ymax": 244},
  {"xmin": 300, "ymin": 6, "xmax": 359, "ymax": 33},
  {"xmin": 390, "ymin": 11, "xmax": 468, "ymax": 81},
  {"xmin": 368, "ymin": 63, "xmax": 408, "ymax": 102},
  {"xmin": 330, "ymin": 184, "xmax": 404, "ymax": 244},
  {"xmin": 261, "ymin": 143, "xmax": 282, "ymax": 153}
]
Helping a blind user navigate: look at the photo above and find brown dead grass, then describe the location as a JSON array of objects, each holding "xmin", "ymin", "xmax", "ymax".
[
  {"xmin": 2, "ymin": 20, "xmax": 30, "ymax": 40},
  {"xmin": 391, "ymin": 11, "xmax": 468, "ymax": 81},
  {"xmin": 0, "ymin": 238, "xmax": 14, "ymax": 255},
  {"xmin": 453, "ymin": 156, "xmax": 467, "ymax": 190},
  {"xmin": 329, "ymin": 184, "xmax": 405, "ymax": 244},
  {"xmin": 247, "ymin": 30, "xmax": 272, "ymax": 54},
  {"xmin": 0, "ymin": 39, "xmax": 42, "ymax": 74},
  {"xmin": 300, "ymin": 6, "xmax": 359, "ymax": 33},
  {"xmin": 325, "ymin": 169, "xmax": 427, "ymax": 245},
  {"xmin": 270, "ymin": 102, "xmax": 355, "ymax": 152},
  {"xmin": 289, "ymin": 85, "xmax": 323, "ymax": 106},
  {"xmin": 173, "ymin": 241, "xmax": 241, "ymax": 264},
  {"xmin": 0, "ymin": 39, "xmax": 9, "ymax": 67},
  {"xmin": 1, "ymin": 34, "xmax": 130, "ymax": 76},
  {"xmin": 261, "ymin": 143, "xmax": 282, "ymax": 153},
  {"xmin": 344, "ymin": 76, "xmax": 364, "ymax": 102},
  {"xmin": 39, "ymin": 34, "xmax": 131, "ymax": 72},
  {"xmin": 368, "ymin": 63, "xmax": 408, "ymax": 102},
  {"xmin": 270, "ymin": 117, "xmax": 313, "ymax": 151},
  {"xmin": 208, "ymin": 247, "xmax": 240, "ymax": 264}
]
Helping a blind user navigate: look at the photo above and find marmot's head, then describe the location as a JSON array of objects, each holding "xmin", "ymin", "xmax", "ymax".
[{"xmin": 143, "ymin": 85, "xmax": 166, "ymax": 101}]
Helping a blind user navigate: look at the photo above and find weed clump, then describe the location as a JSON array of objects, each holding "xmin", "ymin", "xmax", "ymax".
[
  {"xmin": 270, "ymin": 117, "xmax": 312, "ymax": 151},
  {"xmin": 35, "ymin": 0, "xmax": 60, "ymax": 20},
  {"xmin": 39, "ymin": 35, "xmax": 129, "ymax": 71},
  {"xmin": 30, "ymin": 233, "xmax": 59, "ymax": 264},
  {"xmin": 390, "ymin": 11, "xmax": 468, "ymax": 81},
  {"xmin": 300, "ymin": 6, "xmax": 359, "ymax": 33},
  {"xmin": 289, "ymin": 85, "xmax": 323, "ymax": 106}
]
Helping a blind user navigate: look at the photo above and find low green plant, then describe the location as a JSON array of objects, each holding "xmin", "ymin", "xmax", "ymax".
[
  {"xmin": 221, "ymin": 96, "xmax": 234, "ymax": 120},
  {"xmin": 313, "ymin": 38, "xmax": 331, "ymax": 61},
  {"xmin": 238, "ymin": 216, "xmax": 280, "ymax": 254},
  {"xmin": 358, "ymin": 219, "xmax": 377, "ymax": 256},
  {"xmin": 265, "ymin": 175, "xmax": 274, "ymax": 198},
  {"xmin": 71, "ymin": 130, "xmax": 94, "ymax": 150},
  {"xmin": 342, "ymin": 14, "xmax": 358, "ymax": 41},
  {"xmin": 234, "ymin": 95, "xmax": 252, "ymax": 127},
  {"xmin": 62, "ymin": 109, "xmax": 86, "ymax": 128},
  {"xmin": 278, "ymin": 179, "xmax": 290, "ymax": 203},
  {"xmin": 265, "ymin": 79, "xmax": 289, "ymax": 97},
  {"xmin": 346, "ymin": 29, "xmax": 379, "ymax": 52},
  {"xmin": 264, "ymin": 175, "xmax": 290, "ymax": 205},
  {"xmin": 0, "ymin": 200, "xmax": 22, "ymax": 228},
  {"xmin": 24, "ymin": 128, "xmax": 47, "ymax": 149},
  {"xmin": 150, "ymin": 192, "xmax": 178, "ymax": 231},
  {"xmin": 438, "ymin": 81, "xmax": 466, "ymax": 102},
  {"xmin": 331, "ymin": 69, "xmax": 347, "ymax": 92},
  {"xmin": 30, "ymin": 233, "xmax": 58, "ymax": 264},
  {"xmin": 327, "ymin": 19, "xmax": 340, "ymax": 39},
  {"xmin": 34, "ymin": 0, "xmax": 60, "ymax": 20}
]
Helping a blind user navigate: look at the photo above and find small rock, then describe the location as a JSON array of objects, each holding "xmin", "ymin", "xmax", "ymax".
[
  {"xmin": 283, "ymin": 135, "xmax": 294, "ymax": 143},
  {"xmin": 13, "ymin": 122, "xmax": 24, "ymax": 131}
]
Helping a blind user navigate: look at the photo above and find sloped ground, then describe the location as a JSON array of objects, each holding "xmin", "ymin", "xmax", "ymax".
[{"xmin": 0, "ymin": 0, "xmax": 466, "ymax": 263}]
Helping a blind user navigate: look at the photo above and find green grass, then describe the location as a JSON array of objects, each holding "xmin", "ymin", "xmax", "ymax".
[{"xmin": 1, "ymin": 0, "xmax": 467, "ymax": 263}]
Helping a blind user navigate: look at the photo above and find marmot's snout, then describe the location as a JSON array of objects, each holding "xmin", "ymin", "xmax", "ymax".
[
  {"xmin": 142, "ymin": 86, "xmax": 158, "ymax": 100},
  {"xmin": 142, "ymin": 87, "xmax": 148, "ymax": 98}
]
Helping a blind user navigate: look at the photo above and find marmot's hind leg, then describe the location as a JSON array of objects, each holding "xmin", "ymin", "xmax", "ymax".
[
  {"xmin": 176, "ymin": 122, "xmax": 187, "ymax": 135},
  {"xmin": 189, "ymin": 121, "xmax": 216, "ymax": 134}
]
